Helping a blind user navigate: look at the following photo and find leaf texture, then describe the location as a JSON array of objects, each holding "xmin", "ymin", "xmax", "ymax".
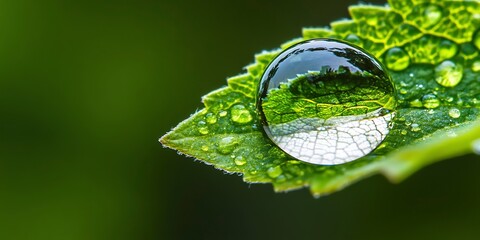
[{"xmin": 161, "ymin": 0, "xmax": 480, "ymax": 196}]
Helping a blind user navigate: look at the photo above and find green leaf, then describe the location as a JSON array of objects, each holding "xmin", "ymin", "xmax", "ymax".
[{"xmin": 160, "ymin": 0, "xmax": 480, "ymax": 196}]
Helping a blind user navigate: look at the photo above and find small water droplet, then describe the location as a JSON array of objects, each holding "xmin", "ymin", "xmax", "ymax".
[
  {"xmin": 201, "ymin": 145, "xmax": 209, "ymax": 151},
  {"xmin": 230, "ymin": 104, "xmax": 253, "ymax": 124},
  {"xmin": 423, "ymin": 4, "xmax": 443, "ymax": 27},
  {"xmin": 434, "ymin": 60, "xmax": 463, "ymax": 87},
  {"xmin": 438, "ymin": 40, "xmax": 458, "ymax": 60},
  {"xmin": 384, "ymin": 47, "xmax": 410, "ymax": 71},
  {"xmin": 345, "ymin": 34, "xmax": 363, "ymax": 46},
  {"xmin": 399, "ymin": 88, "xmax": 408, "ymax": 94},
  {"xmin": 197, "ymin": 121, "xmax": 209, "ymax": 135},
  {"xmin": 422, "ymin": 94, "xmax": 440, "ymax": 109},
  {"xmin": 205, "ymin": 113, "xmax": 217, "ymax": 124},
  {"xmin": 472, "ymin": 60, "xmax": 480, "ymax": 72},
  {"xmin": 448, "ymin": 108, "xmax": 461, "ymax": 118},
  {"xmin": 234, "ymin": 156, "xmax": 246, "ymax": 166},
  {"xmin": 217, "ymin": 136, "xmax": 238, "ymax": 155},
  {"xmin": 410, "ymin": 99, "xmax": 423, "ymax": 108},
  {"xmin": 474, "ymin": 30, "xmax": 480, "ymax": 51},
  {"xmin": 219, "ymin": 111, "xmax": 227, "ymax": 117},
  {"xmin": 409, "ymin": 73, "xmax": 414, "ymax": 78},
  {"xmin": 400, "ymin": 129, "xmax": 408, "ymax": 135},
  {"xmin": 267, "ymin": 166, "xmax": 283, "ymax": 178},
  {"xmin": 411, "ymin": 123, "xmax": 421, "ymax": 132},
  {"xmin": 250, "ymin": 170, "xmax": 258, "ymax": 175},
  {"xmin": 460, "ymin": 43, "xmax": 477, "ymax": 58}
]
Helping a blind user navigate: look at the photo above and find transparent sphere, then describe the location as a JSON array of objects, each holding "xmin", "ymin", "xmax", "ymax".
[{"xmin": 257, "ymin": 39, "xmax": 397, "ymax": 165}]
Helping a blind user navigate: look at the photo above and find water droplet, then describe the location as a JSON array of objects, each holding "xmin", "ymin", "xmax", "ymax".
[
  {"xmin": 197, "ymin": 121, "xmax": 209, "ymax": 135},
  {"xmin": 384, "ymin": 47, "xmax": 410, "ymax": 71},
  {"xmin": 472, "ymin": 60, "xmax": 480, "ymax": 72},
  {"xmin": 267, "ymin": 166, "xmax": 283, "ymax": 178},
  {"xmin": 411, "ymin": 123, "xmax": 421, "ymax": 132},
  {"xmin": 205, "ymin": 113, "xmax": 217, "ymax": 124},
  {"xmin": 345, "ymin": 34, "xmax": 362, "ymax": 46},
  {"xmin": 219, "ymin": 111, "xmax": 227, "ymax": 117},
  {"xmin": 399, "ymin": 88, "xmax": 408, "ymax": 94},
  {"xmin": 234, "ymin": 156, "xmax": 246, "ymax": 166},
  {"xmin": 438, "ymin": 40, "xmax": 458, "ymax": 60},
  {"xmin": 448, "ymin": 108, "xmax": 461, "ymax": 118},
  {"xmin": 410, "ymin": 99, "xmax": 423, "ymax": 108},
  {"xmin": 434, "ymin": 60, "xmax": 463, "ymax": 87},
  {"xmin": 400, "ymin": 129, "xmax": 408, "ymax": 135},
  {"xmin": 257, "ymin": 39, "xmax": 396, "ymax": 165},
  {"xmin": 423, "ymin": 4, "xmax": 443, "ymax": 27},
  {"xmin": 230, "ymin": 104, "xmax": 252, "ymax": 124},
  {"xmin": 474, "ymin": 30, "xmax": 480, "ymax": 51},
  {"xmin": 201, "ymin": 145, "xmax": 209, "ymax": 151},
  {"xmin": 472, "ymin": 139, "xmax": 480, "ymax": 155},
  {"xmin": 422, "ymin": 94, "xmax": 440, "ymax": 109},
  {"xmin": 460, "ymin": 43, "xmax": 477, "ymax": 58},
  {"xmin": 216, "ymin": 136, "xmax": 238, "ymax": 155}
]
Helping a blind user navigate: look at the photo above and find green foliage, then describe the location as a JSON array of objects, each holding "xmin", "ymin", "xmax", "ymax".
[
  {"xmin": 262, "ymin": 71, "xmax": 394, "ymax": 125},
  {"xmin": 161, "ymin": 0, "xmax": 480, "ymax": 196}
]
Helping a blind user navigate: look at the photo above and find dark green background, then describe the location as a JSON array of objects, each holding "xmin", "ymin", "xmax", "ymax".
[{"xmin": 1, "ymin": 0, "xmax": 479, "ymax": 239}]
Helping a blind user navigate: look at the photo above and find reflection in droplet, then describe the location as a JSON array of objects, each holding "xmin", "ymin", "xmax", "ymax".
[
  {"xmin": 230, "ymin": 104, "xmax": 253, "ymax": 124},
  {"xmin": 411, "ymin": 123, "xmax": 421, "ymax": 132},
  {"xmin": 345, "ymin": 34, "xmax": 363, "ymax": 47},
  {"xmin": 423, "ymin": 4, "xmax": 443, "ymax": 27},
  {"xmin": 384, "ymin": 47, "xmax": 410, "ymax": 71},
  {"xmin": 216, "ymin": 136, "xmax": 238, "ymax": 155},
  {"xmin": 439, "ymin": 40, "xmax": 458, "ymax": 60},
  {"xmin": 434, "ymin": 60, "xmax": 463, "ymax": 87},
  {"xmin": 219, "ymin": 111, "xmax": 227, "ymax": 117},
  {"xmin": 257, "ymin": 39, "xmax": 396, "ymax": 165},
  {"xmin": 422, "ymin": 94, "xmax": 440, "ymax": 109},
  {"xmin": 234, "ymin": 156, "xmax": 246, "ymax": 166},
  {"xmin": 197, "ymin": 121, "xmax": 209, "ymax": 135},
  {"xmin": 267, "ymin": 166, "xmax": 283, "ymax": 178},
  {"xmin": 472, "ymin": 60, "xmax": 480, "ymax": 72},
  {"xmin": 205, "ymin": 113, "xmax": 217, "ymax": 124},
  {"xmin": 448, "ymin": 108, "xmax": 461, "ymax": 119}
]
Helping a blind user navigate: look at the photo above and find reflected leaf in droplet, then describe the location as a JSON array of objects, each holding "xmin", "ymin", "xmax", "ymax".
[
  {"xmin": 434, "ymin": 60, "xmax": 463, "ymax": 87},
  {"xmin": 422, "ymin": 93, "xmax": 440, "ymax": 109},
  {"xmin": 257, "ymin": 39, "xmax": 397, "ymax": 165},
  {"xmin": 384, "ymin": 47, "xmax": 410, "ymax": 71},
  {"xmin": 448, "ymin": 108, "xmax": 461, "ymax": 119},
  {"xmin": 230, "ymin": 104, "xmax": 253, "ymax": 124}
]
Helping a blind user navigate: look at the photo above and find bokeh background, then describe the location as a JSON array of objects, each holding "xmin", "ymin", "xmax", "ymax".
[{"xmin": 1, "ymin": 0, "xmax": 479, "ymax": 239}]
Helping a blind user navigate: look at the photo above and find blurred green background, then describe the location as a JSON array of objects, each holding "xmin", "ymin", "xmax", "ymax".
[{"xmin": 1, "ymin": 0, "xmax": 479, "ymax": 239}]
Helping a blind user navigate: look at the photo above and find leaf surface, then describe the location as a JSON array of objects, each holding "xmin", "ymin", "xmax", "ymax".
[{"xmin": 161, "ymin": 0, "xmax": 480, "ymax": 196}]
